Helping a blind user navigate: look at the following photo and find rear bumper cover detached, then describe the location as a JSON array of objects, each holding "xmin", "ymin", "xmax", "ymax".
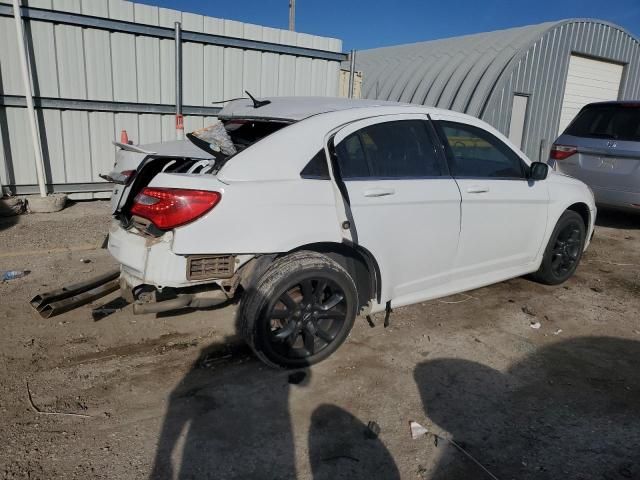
[{"xmin": 107, "ymin": 220, "xmax": 191, "ymax": 288}]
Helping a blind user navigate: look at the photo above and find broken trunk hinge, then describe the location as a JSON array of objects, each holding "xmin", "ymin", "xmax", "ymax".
[{"xmin": 384, "ymin": 301, "xmax": 392, "ymax": 328}]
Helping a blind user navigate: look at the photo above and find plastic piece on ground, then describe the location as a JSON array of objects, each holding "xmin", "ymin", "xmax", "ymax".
[
  {"xmin": 410, "ymin": 421, "xmax": 429, "ymax": 440},
  {"xmin": 1, "ymin": 270, "xmax": 30, "ymax": 281}
]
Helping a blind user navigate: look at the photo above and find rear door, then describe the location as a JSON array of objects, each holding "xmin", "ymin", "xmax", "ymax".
[
  {"xmin": 554, "ymin": 104, "xmax": 640, "ymax": 193},
  {"xmin": 332, "ymin": 114, "xmax": 461, "ymax": 305},
  {"xmin": 431, "ymin": 115, "xmax": 548, "ymax": 281}
]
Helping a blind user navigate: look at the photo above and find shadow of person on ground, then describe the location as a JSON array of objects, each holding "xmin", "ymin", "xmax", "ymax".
[
  {"xmin": 149, "ymin": 338, "xmax": 300, "ymax": 479},
  {"xmin": 308, "ymin": 404, "xmax": 400, "ymax": 480},
  {"xmin": 149, "ymin": 279, "xmax": 402, "ymax": 480},
  {"xmin": 414, "ymin": 336, "xmax": 640, "ymax": 480}
]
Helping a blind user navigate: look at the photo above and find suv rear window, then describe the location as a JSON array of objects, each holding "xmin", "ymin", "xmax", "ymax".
[{"xmin": 565, "ymin": 104, "xmax": 640, "ymax": 142}]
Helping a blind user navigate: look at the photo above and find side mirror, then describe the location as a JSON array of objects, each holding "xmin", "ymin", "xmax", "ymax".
[{"xmin": 529, "ymin": 161, "xmax": 549, "ymax": 181}]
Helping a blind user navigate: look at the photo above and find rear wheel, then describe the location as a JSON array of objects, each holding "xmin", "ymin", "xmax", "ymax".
[
  {"xmin": 240, "ymin": 251, "xmax": 358, "ymax": 369},
  {"xmin": 532, "ymin": 210, "xmax": 586, "ymax": 285}
]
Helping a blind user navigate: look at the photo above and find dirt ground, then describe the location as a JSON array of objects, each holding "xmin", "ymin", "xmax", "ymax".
[{"xmin": 0, "ymin": 201, "xmax": 639, "ymax": 480}]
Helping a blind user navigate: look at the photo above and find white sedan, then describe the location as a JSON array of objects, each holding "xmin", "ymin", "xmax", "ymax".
[{"xmin": 107, "ymin": 97, "xmax": 596, "ymax": 368}]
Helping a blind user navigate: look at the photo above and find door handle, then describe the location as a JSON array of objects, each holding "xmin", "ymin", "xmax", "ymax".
[
  {"xmin": 466, "ymin": 185, "xmax": 490, "ymax": 194},
  {"xmin": 363, "ymin": 187, "xmax": 396, "ymax": 197}
]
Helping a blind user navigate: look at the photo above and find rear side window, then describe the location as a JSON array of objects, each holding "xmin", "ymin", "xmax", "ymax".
[
  {"xmin": 301, "ymin": 151, "xmax": 330, "ymax": 179},
  {"xmin": 439, "ymin": 121, "xmax": 526, "ymax": 179},
  {"xmin": 565, "ymin": 104, "xmax": 640, "ymax": 142},
  {"xmin": 335, "ymin": 120, "xmax": 444, "ymax": 179}
]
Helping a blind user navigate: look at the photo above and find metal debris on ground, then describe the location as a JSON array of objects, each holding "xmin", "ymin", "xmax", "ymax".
[
  {"xmin": 553, "ymin": 329, "xmax": 563, "ymax": 335},
  {"xmin": 365, "ymin": 420, "xmax": 381, "ymax": 439},
  {"xmin": 410, "ymin": 420, "xmax": 500, "ymax": 480},
  {"xmin": 26, "ymin": 381, "xmax": 92, "ymax": 419},
  {"xmin": 80, "ymin": 258, "xmax": 91, "ymax": 264},
  {"xmin": 530, "ymin": 321, "xmax": 541, "ymax": 330}
]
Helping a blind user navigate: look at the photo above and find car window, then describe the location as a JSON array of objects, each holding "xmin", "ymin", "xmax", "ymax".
[
  {"xmin": 439, "ymin": 121, "xmax": 526, "ymax": 179},
  {"xmin": 565, "ymin": 104, "xmax": 640, "ymax": 142},
  {"xmin": 335, "ymin": 120, "xmax": 444, "ymax": 179},
  {"xmin": 300, "ymin": 150, "xmax": 330, "ymax": 179},
  {"xmin": 335, "ymin": 133, "xmax": 371, "ymax": 178}
]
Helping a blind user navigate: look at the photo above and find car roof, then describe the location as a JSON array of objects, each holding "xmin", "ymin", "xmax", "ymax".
[
  {"xmin": 217, "ymin": 96, "xmax": 415, "ymax": 121},
  {"xmin": 581, "ymin": 100, "xmax": 640, "ymax": 108}
]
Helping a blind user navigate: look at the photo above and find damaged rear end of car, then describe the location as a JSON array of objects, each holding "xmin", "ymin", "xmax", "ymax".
[{"xmin": 107, "ymin": 114, "xmax": 295, "ymax": 314}]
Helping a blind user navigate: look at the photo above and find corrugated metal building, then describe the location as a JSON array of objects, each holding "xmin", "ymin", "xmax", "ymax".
[
  {"xmin": 0, "ymin": 0, "xmax": 345, "ymax": 197},
  {"xmin": 355, "ymin": 19, "xmax": 640, "ymax": 161}
]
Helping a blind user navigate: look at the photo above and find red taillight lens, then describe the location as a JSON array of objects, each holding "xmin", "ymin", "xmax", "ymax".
[
  {"xmin": 130, "ymin": 188, "xmax": 221, "ymax": 229},
  {"xmin": 550, "ymin": 144, "xmax": 577, "ymax": 160}
]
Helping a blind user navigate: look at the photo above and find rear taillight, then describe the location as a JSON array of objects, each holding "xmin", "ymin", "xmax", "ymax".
[
  {"xmin": 130, "ymin": 188, "xmax": 221, "ymax": 230},
  {"xmin": 550, "ymin": 144, "xmax": 577, "ymax": 160}
]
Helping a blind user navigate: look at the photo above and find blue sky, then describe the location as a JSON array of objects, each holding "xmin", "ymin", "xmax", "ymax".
[{"xmin": 139, "ymin": 0, "xmax": 640, "ymax": 50}]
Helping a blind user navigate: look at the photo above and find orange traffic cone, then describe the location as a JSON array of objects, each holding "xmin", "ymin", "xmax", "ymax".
[{"xmin": 120, "ymin": 129, "xmax": 130, "ymax": 145}]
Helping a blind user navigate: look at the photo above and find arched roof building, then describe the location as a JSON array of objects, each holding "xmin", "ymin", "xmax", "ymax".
[{"xmin": 355, "ymin": 20, "xmax": 640, "ymax": 161}]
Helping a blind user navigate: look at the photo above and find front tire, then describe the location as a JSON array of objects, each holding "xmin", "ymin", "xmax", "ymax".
[
  {"xmin": 240, "ymin": 251, "xmax": 358, "ymax": 369},
  {"xmin": 532, "ymin": 210, "xmax": 586, "ymax": 285}
]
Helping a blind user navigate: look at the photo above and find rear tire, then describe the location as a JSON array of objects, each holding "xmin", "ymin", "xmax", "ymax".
[
  {"xmin": 240, "ymin": 251, "xmax": 358, "ymax": 369},
  {"xmin": 532, "ymin": 210, "xmax": 586, "ymax": 285}
]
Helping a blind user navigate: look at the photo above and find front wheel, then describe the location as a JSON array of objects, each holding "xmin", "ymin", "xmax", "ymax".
[
  {"xmin": 240, "ymin": 251, "xmax": 358, "ymax": 369},
  {"xmin": 532, "ymin": 210, "xmax": 586, "ymax": 285}
]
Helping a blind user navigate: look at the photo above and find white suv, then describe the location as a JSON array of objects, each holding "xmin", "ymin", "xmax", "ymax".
[{"xmin": 107, "ymin": 97, "xmax": 596, "ymax": 368}]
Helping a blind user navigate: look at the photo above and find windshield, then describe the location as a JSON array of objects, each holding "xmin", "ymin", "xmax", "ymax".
[{"xmin": 565, "ymin": 104, "xmax": 640, "ymax": 142}]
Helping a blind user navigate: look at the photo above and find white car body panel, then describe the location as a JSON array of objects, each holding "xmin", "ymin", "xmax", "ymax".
[{"xmin": 107, "ymin": 98, "xmax": 596, "ymax": 314}]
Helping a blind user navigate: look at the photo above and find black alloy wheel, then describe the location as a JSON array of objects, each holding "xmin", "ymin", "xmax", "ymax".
[
  {"xmin": 241, "ymin": 251, "xmax": 358, "ymax": 368},
  {"xmin": 550, "ymin": 223, "xmax": 582, "ymax": 277},
  {"xmin": 265, "ymin": 278, "xmax": 347, "ymax": 360},
  {"xmin": 532, "ymin": 210, "xmax": 586, "ymax": 285}
]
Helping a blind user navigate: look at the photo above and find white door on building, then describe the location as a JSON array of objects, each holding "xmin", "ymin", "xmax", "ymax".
[{"xmin": 558, "ymin": 55, "xmax": 624, "ymax": 134}]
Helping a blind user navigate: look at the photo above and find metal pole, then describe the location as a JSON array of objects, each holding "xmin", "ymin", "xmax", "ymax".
[
  {"xmin": 174, "ymin": 21, "xmax": 184, "ymax": 140},
  {"xmin": 348, "ymin": 50, "xmax": 356, "ymax": 99},
  {"xmin": 288, "ymin": 0, "xmax": 295, "ymax": 31},
  {"xmin": 12, "ymin": 0, "xmax": 47, "ymax": 197}
]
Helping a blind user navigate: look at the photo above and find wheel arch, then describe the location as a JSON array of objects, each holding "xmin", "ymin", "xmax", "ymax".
[
  {"xmin": 288, "ymin": 242, "xmax": 381, "ymax": 311},
  {"xmin": 566, "ymin": 202, "xmax": 591, "ymax": 230}
]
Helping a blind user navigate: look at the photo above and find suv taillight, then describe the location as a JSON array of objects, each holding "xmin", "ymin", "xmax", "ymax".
[
  {"xmin": 550, "ymin": 144, "xmax": 577, "ymax": 160},
  {"xmin": 130, "ymin": 188, "xmax": 221, "ymax": 230}
]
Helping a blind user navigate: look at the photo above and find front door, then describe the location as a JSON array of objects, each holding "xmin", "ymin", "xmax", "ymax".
[
  {"xmin": 431, "ymin": 115, "xmax": 549, "ymax": 282},
  {"xmin": 332, "ymin": 115, "xmax": 461, "ymax": 306}
]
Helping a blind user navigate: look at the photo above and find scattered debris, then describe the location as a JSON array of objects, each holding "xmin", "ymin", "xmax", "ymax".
[
  {"xmin": 365, "ymin": 315, "xmax": 375, "ymax": 328},
  {"xmin": 552, "ymin": 329, "xmax": 563, "ymax": 335},
  {"xmin": 522, "ymin": 305, "xmax": 536, "ymax": 316},
  {"xmin": 365, "ymin": 421, "xmax": 381, "ymax": 439},
  {"xmin": 0, "ymin": 196, "xmax": 25, "ymax": 216},
  {"xmin": 439, "ymin": 293, "xmax": 477, "ymax": 304},
  {"xmin": 80, "ymin": 258, "xmax": 91, "ymax": 264},
  {"xmin": 590, "ymin": 286, "xmax": 603, "ymax": 293},
  {"xmin": 410, "ymin": 421, "xmax": 429, "ymax": 440},
  {"xmin": 530, "ymin": 321, "xmax": 541, "ymax": 330},
  {"xmin": 383, "ymin": 301, "xmax": 392, "ymax": 328},
  {"xmin": 588, "ymin": 259, "xmax": 640, "ymax": 268},
  {"xmin": 1, "ymin": 270, "xmax": 30, "ymax": 282},
  {"xmin": 409, "ymin": 420, "xmax": 500, "ymax": 480},
  {"xmin": 288, "ymin": 371, "xmax": 307, "ymax": 385},
  {"xmin": 26, "ymin": 381, "xmax": 91, "ymax": 419}
]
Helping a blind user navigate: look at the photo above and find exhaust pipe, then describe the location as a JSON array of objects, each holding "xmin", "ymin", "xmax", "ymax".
[
  {"xmin": 31, "ymin": 269, "xmax": 120, "ymax": 318},
  {"xmin": 133, "ymin": 289, "xmax": 229, "ymax": 315}
]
